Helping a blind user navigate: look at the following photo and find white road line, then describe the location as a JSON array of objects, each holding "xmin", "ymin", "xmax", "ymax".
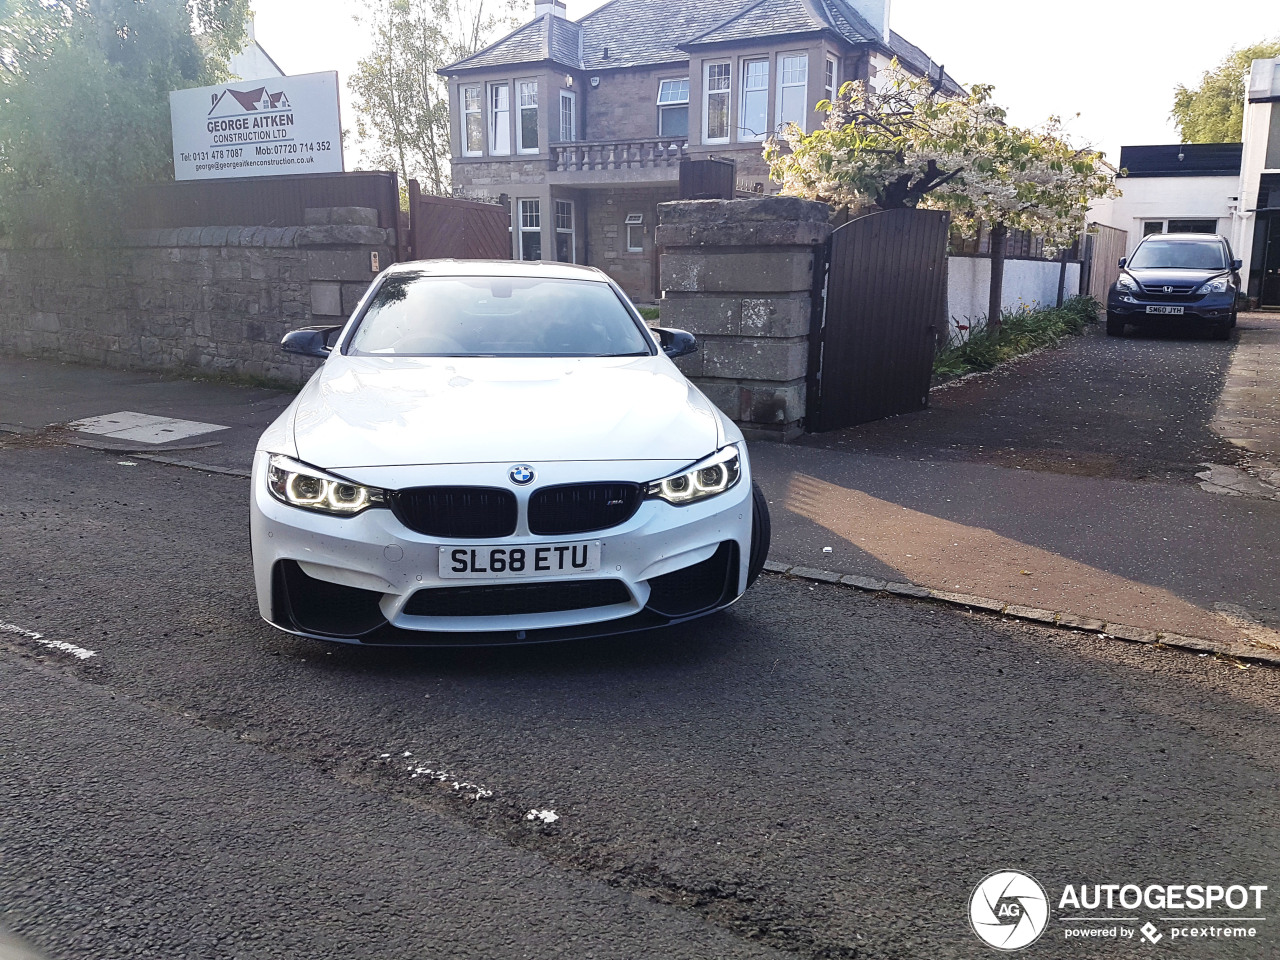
[{"xmin": 0, "ymin": 622, "xmax": 97, "ymax": 660}]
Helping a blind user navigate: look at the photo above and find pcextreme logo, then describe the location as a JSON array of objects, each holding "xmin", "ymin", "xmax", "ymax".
[{"xmin": 968, "ymin": 871, "xmax": 1269, "ymax": 950}]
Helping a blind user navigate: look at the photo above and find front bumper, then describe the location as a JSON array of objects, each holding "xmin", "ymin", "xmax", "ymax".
[
  {"xmin": 249, "ymin": 452, "xmax": 754, "ymax": 645},
  {"xmin": 1107, "ymin": 290, "xmax": 1236, "ymax": 323}
]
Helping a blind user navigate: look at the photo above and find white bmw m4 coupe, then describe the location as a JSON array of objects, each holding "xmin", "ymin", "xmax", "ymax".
[{"xmin": 250, "ymin": 260, "xmax": 770, "ymax": 645}]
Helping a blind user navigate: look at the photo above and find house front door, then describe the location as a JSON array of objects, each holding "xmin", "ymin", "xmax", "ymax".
[{"xmin": 1261, "ymin": 215, "xmax": 1280, "ymax": 308}]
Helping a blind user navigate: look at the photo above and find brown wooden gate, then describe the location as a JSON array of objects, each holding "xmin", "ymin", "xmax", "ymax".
[
  {"xmin": 407, "ymin": 184, "xmax": 512, "ymax": 261},
  {"xmin": 807, "ymin": 208, "xmax": 949, "ymax": 431}
]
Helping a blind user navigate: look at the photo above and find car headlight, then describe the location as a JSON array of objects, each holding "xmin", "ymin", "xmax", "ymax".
[
  {"xmin": 1196, "ymin": 277, "xmax": 1231, "ymax": 294},
  {"xmin": 266, "ymin": 454, "xmax": 386, "ymax": 516},
  {"xmin": 647, "ymin": 446, "xmax": 742, "ymax": 505},
  {"xmin": 1115, "ymin": 275, "xmax": 1138, "ymax": 293}
]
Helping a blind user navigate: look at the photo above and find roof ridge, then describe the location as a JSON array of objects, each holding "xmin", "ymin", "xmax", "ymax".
[{"xmin": 685, "ymin": 0, "xmax": 769, "ymax": 44}]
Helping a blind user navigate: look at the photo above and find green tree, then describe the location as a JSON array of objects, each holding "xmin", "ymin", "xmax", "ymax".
[
  {"xmin": 1172, "ymin": 39, "xmax": 1280, "ymax": 143},
  {"xmin": 766, "ymin": 63, "xmax": 1117, "ymax": 326},
  {"xmin": 0, "ymin": 0, "xmax": 249, "ymax": 242},
  {"xmin": 349, "ymin": 0, "xmax": 518, "ymax": 196}
]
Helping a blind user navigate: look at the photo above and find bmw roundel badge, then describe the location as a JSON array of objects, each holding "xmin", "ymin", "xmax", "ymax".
[{"xmin": 509, "ymin": 464, "xmax": 536, "ymax": 486}]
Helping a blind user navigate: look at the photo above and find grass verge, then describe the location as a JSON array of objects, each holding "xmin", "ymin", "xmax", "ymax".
[{"xmin": 933, "ymin": 295, "xmax": 1100, "ymax": 381}]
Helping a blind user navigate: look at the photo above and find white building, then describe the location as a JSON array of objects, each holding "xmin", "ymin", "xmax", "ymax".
[
  {"xmin": 1088, "ymin": 142, "xmax": 1241, "ymax": 246},
  {"xmin": 227, "ymin": 17, "xmax": 285, "ymax": 81},
  {"xmin": 1090, "ymin": 55, "xmax": 1280, "ymax": 307},
  {"xmin": 1238, "ymin": 56, "xmax": 1280, "ymax": 307}
]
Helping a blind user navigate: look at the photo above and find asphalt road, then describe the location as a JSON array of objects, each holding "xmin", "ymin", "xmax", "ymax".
[{"xmin": 2, "ymin": 441, "xmax": 1278, "ymax": 959}]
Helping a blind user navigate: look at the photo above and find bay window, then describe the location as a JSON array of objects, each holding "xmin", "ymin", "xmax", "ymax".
[
  {"xmin": 776, "ymin": 53, "xmax": 809, "ymax": 132},
  {"xmin": 739, "ymin": 59, "xmax": 769, "ymax": 141},
  {"xmin": 517, "ymin": 80, "xmax": 539, "ymax": 153},
  {"xmin": 462, "ymin": 84, "xmax": 483, "ymax": 156},
  {"xmin": 488, "ymin": 82, "xmax": 511, "ymax": 155},
  {"xmin": 704, "ymin": 62, "xmax": 731, "ymax": 143}
]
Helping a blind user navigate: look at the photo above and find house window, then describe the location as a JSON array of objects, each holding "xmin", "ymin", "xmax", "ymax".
[
  {"xmin": 657, "ymin": 78, "xmax": 689, "ymax": 138},
  {"xmin": 559, "ymin": 90, "xmax": 576, "ymax": 142},
  {"xmin": 1143, "ymin": 219, "xmax": 1219, "ymax": 236},
  {"xmin": 625, "ymin": 212, "xmax": 644, "ymax": 253},
  {"xmin": 462, "ymin": 84, "xmax": 483, "ymax": 156},
  {"xmin": 704, "ymin": 62, "xmax": 731, "ymax": 143},
  {"xmin": 517, "ymin": 80, "xmax": 539, "ymax": 153},
  {"xmin": 519, "ymin": 199, "xmax": 542, "ymax": 260},
  {"xmin": 1267, "ymin": 105, "xmax": 1280, "ymax": 169},
  {"xmin": 739, "ymin": 59, "xmax": 769, "ymax": 141},
  {"xmin": 824, "ymin": 57, "xmax": 837, "ymax": 104},
  {"xmin": 777, "ymin": 53, "xmax": 809, "ymax": 131},
  {"xmin": 555, "ymin": 199, "xmax": 575, "ymax": 263},
  {"xmin": 489, "ymin": 82, "xmax": 511, "ymax": 155}
]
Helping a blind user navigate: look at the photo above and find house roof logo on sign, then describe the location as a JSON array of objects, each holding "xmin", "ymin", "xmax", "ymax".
[{"xmin": 209, "ymin": 87, "xmax": 292, "ymax": 115}]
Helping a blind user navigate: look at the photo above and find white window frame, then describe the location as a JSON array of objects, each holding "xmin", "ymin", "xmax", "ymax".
[
  {"xmin": 657, "ymin": 77, "xmax": 690, "ymax": 139},
  {"xmin": 488, "ymin": 82, "xmax": 511, "ymax": 156},
  {"xmin": 461, "ymin": 84, "xmax": 483, "ymax": 157},
  {"xmin": 738, "ymin": 58, "xmax": 769, "ymax": 142},
  {"xmin": 776, "ymin": 52, "xmax": 809, "ymax": 133},
  {"xmin": 625, "ymin": 212, "xmax": 644, "ymax": 253},
  {"xmin": 519, "ymin": 199, "xmax": 541, "ymax": 261},
  {"xmin": 703, "ymin": 62, "xmax": 731, "ymax": 144},
  {"xmin": 555, "ymin": 199, "xmax": 576, "ymax": 263},
  {"xmin": 824, "ymin": 57, "xmax": 837, "ymax": 104},
  {"xmin": 516, "ymin": 79, "xmax": 539, "ymax": 154},
  {"xmin": 559, "ymin": 90, "xmax": 576, "ymax": 142}
]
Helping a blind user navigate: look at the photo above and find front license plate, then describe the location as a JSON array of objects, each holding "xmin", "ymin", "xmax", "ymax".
[
  {"xmin": 439, "ymin": 541, "xmax": 602, "ymax": 579},
  {"xmin": 1146, "ymin": 305, "xmax": 1184, "ymax": 315}
]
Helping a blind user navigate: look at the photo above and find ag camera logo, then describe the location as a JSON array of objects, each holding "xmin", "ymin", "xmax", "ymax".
[{"xmin": 970, "ymin": 870, "xmax": 1050, "ymax": 951}]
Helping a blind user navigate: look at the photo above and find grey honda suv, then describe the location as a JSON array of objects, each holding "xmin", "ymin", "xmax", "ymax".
[{"xmin": 1107, "ymin": 233, "xmax": 1241, "ymax": 340}]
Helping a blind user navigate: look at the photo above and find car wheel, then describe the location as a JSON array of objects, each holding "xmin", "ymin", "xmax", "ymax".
[
  {"xmin": 1211, "ymin": 322, "xmax": 1231, "ymax": 341},
  {"xmin": 1106, "ymin": 314, "xmax": 1125, "ymax": 337},
  {"xmin": 1230, "ymin": 309, "xmax": 1238, "ymax": 329},
  {"xmin": 746, "ymin": 481, "xmax": 771, "ymax": 588}
]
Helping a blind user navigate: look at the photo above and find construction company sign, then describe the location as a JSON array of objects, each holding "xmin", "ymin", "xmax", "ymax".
[{"xmin": 169, "ymin": 71, "xmax": 343, "ymax": 181}]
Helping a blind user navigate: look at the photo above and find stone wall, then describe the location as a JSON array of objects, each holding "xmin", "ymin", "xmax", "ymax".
[
  {"xmin": 657, "ymin": 197, "xmax": 830, "ymax": 441},
  {"xmin": 587, "ymin": 185, "xmax": 679, "ymax": 303},
  {"xmin": 0, "ymin": 207, "xmax": 393, "ymax": 385}
]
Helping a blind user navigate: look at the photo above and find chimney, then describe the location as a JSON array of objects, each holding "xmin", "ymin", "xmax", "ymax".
[
  {"xmin": 534, "ymin": 0, "xmax": 568, "ymax": 18},
  {"xmin": 851, "ymin": 0, "xmax": 890, "ymax": 41}
]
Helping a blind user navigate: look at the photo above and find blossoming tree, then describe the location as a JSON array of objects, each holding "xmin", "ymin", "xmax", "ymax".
[{"xmin": 764, "ymin": 63, "xmax": 1118, "ymax": 327}]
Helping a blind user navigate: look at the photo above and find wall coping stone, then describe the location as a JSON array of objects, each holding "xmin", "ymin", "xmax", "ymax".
[
  {"xmin": 112, "ymin": 224, "xmax": 393, "ymax": 249},
  {"xmin": 659, "ymin": 197, "xmax": 831, "ymax": 225}
]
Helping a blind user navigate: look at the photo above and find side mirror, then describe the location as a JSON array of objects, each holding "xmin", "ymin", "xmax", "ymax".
[
  {"xmin": 654, "ymin": 327, "xmax": 698, "ymax": 359},
  {"xmin": 281, "ymin": 325, "xmax": 343, "ymax": 359},
  {"xmin": 1232, "ymin": 258, "xmax": 1243, "ymax": 271},
  {"xmin": 1117, "ymin": 257, "xmax": 1127, "ymax": 268}
]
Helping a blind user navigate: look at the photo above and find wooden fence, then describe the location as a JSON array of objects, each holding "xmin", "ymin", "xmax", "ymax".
[{"xmin": 1081, "ymin": 223, "xmax": 1128, "ymax": 305}]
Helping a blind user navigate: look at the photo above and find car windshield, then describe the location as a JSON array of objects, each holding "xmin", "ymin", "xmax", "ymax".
[
  {"xmin": 1128, "ymin": 240, "xmax": 1227, "ymax": 270},
  {"xmin": 347, "ymin": 273, "xmax": 653, "ymax": 358}
]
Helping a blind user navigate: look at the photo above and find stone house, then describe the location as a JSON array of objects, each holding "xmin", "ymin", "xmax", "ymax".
[{"xmin": 439, "ymin": 0, "xmax": 960, "ymax": 302}]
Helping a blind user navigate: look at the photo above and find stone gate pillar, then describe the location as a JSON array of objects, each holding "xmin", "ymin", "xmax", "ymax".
[{"xmin": 657, "ymin": 197, "xmax": 830, "ymax": 441}]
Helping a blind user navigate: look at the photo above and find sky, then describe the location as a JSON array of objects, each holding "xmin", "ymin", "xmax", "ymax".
[{"xmin": 247, "ymin": 0, "xmax": 1280, "ymax": 169}]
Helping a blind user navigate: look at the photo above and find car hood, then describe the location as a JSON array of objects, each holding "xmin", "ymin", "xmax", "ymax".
[
  {"xmin": 291, "ymin": 354, "xmax": 723, "ymax": 468},
  {"xmin": 1126, "ymin": 267, "xmax": 1226, "ymax": 287}
]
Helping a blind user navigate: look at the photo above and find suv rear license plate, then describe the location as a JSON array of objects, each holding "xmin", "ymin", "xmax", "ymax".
[
  {"xmin": 439, "ymin": 541, "xmax": 602, "ymax": 579},
  {"xmin": 1146, "ymin": 305, "xmax": 1184, "ymax": 315}
]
